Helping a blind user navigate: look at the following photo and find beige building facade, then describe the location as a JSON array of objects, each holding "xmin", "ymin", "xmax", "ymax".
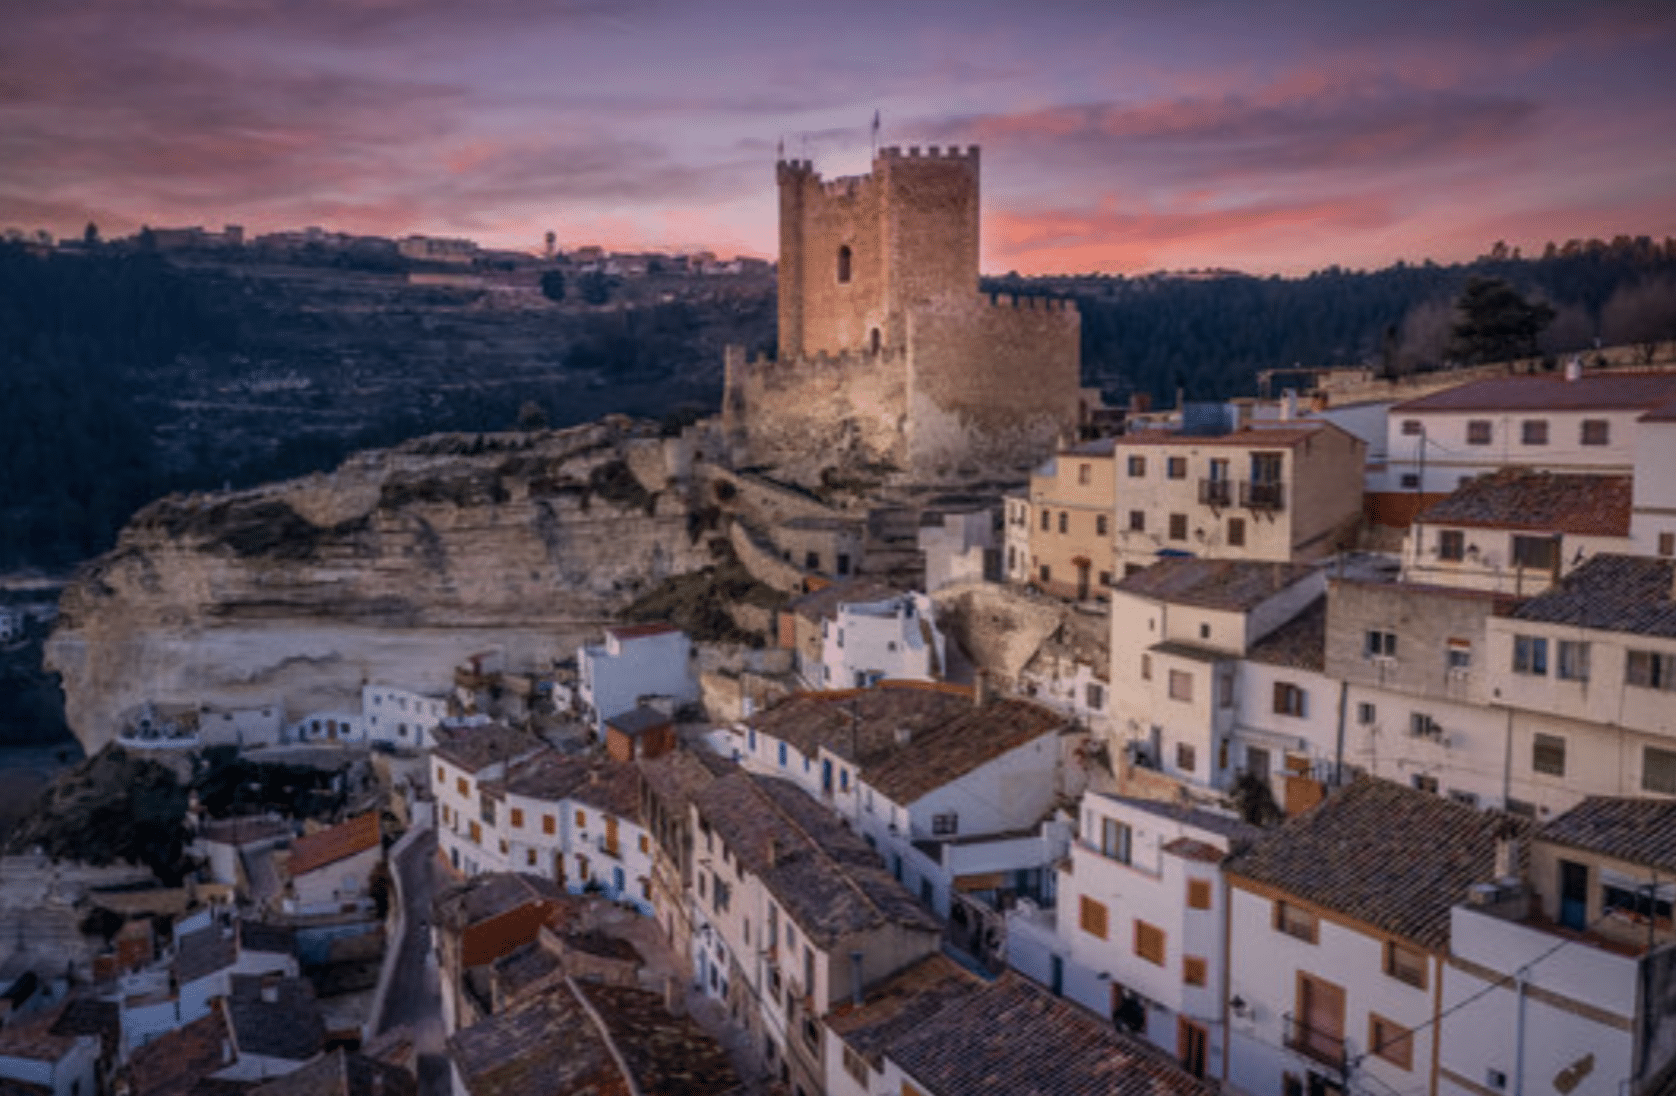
[{"xmin": 1019, "ymin": 440, "xmax": 1118, "ymax": 600}]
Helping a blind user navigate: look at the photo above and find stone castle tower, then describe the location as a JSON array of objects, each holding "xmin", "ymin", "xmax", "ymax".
[{"xmin": 723, "ymin": 144, "xmax": 1082, "ymax": 481}]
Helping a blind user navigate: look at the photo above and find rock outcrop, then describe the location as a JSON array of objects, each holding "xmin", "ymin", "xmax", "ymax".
[{"xmin": 47, "ymin": 420, "xmax": 722, "ymax": 754}]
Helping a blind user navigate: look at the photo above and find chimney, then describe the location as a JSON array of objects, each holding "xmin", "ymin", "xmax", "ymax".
[
  {"xmin": 261, "ymin": 980, "xmax": 279, "ymax": 1004},
  {"xmin": 1494, "ymin": 832, "xmax": 1523, "ymax": 885},
  {"xmin": 973, "ymin": 671, "xmax": 990, "ymax": 709},
  {"xmin": 850, "ymin": 951, "xmax": 865, "ymax": 1008},
  {"xmin": 1282, "ymin": 389, "xmax": 1297, "ymax": 421},
  {"xmin": 1565, "ymin": 356, "xmax": 1582, "ymax": 382}
]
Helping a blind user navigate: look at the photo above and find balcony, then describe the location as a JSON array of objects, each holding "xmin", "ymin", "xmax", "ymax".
[
  {"xmin": 1284, "ymin": 1013, "xmax": 1346, "ymax": 1071},
  {"xmin": 1240, "ymin": 480, "xmax": 1285, "ymax": 511},
  {"xmin": 1198, "ymin": 479, "xmax": 1232, "ymax": 507}
]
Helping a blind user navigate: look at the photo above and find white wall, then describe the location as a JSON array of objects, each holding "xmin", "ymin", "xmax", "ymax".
[
  {"xmin": 820, "ymin": 593, "xmax": 946, "ymax": 690},
  {"xmin": 578, "ymin": 630, "xmax": 696, "ymax": 732},
  {"xmin": 363, "ymin": 685, "xmax": 447, "ymax": 749}
]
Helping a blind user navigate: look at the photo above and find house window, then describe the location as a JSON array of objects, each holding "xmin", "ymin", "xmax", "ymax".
[
  {"xmin": 1100, "ymin": 817, "xmax": 1131, "ymax": 863},
  {"xmin": 712, "ymin": 873, "xmax": 731, "ymax": 912},
  {"xmin": 510, "ymin": 808, "xmax": 524, "ymax": 828},
  {"xmin": 1183, "ymin": 955, "xmax": 1207, "ymax": 986},
  {"xmin": 1643, "ymin": 746, "xmax": 1676, "ymax": 795},
  {"xmin": 1168, "ymin": 670, "xmax": 1193, "ymax": 702},
  {"xmin": 1384, "ymin": 941, "xmax": 1428, "ymax": 989},
  {"xmin": 1557, "ymin": 640, "xmax": 1590, "ymax": 682},
  {"xmin": 931, "ymin": 812, "xmax": 959, "ymax": 836},
  {"xmin": 1187, "ymin": 879, "xmax": 1212, "ymax": 910},
  {"xmin": 1096, "ymin": 514, "xmax": 1109, "ymax": 536},
  {"xmin": 1168, "ymin": 456, "xmax": 1188, "ymax": 479},
  {"xmin": 1078, "ymin": 463, "xmax": 1091, "ymax": 485},
  {"xmin": 1512, "ymin": 635, "xmax": 1548, "ymax": 675},
  {"xmin": 1141, "ymin": 654, "xmax": 1152, "ymax": 681},
  {"xmin": 1401, "ymin": 419, "xmax": 1422, "ymax": 436},
  {"xmin": 479, "ymin": 795, "xmax": 496, "ymax": 825},
  {"xmin": 1413, "ymin": 773, "xmax": 1439, "ymax": 794},
  {"xmin": 1626, "ymin": 650, "xmax": 1676, "ymax": 690},
  {"xmin": 805, "ymin": 551, "xmax": 819, "ymax": 570},
  {"xmin": 1226, "ymin": 517, "xmax": 1245, "ymax": 547},
  {"xmin": 1041, "ymin": 509, "xmax": 1051, "ymax": 531},
  {"xmin": 1580, "ymin": 419, "xmax": 1610, "ymax": 446},
  {"xmin": 1365, "ymin": 630, "xmax": 1397, "ymax": 659},
  {"xmin": 1128, "ymin": 456, "xmax": 1147, "ymax": 477},
  {"xmin": 1446, "ymin": 638, "xmax": 1472, "ymax": 672},
  {"xmin": 842, "ymin": 1046, "xmax": 869, "ymax": 1086},
  {"xmin": 1169, "ymin": 513, "xmax": 1188, "ymax": 541},
  {"xmin": 837, "ymin": 552, "xmax": 850, "ymax": 575},
  {"xmin": 1438, "ymin": 529, "xmax": 1465, "ymax": 561},
  {"xmin": 1512, "ymin": 535, "xmax": 1557, "ymax": 570},
  {"xmin": 1086, "ymin": 682, "xmax": 1105, "ymax": 710},
  {"xmin": 526, "ymin": 849, "xmax": 537, "ymax": 867},
  {"xmin": 469, "ymin": 820, "xmax": 481, "ymax": 844},
  {"xmin": 1466, "ymin": 419, "xmax": 1493, "ymax": 445},
  {"xmin": 1369, "ymin": 1015, "xmax": 1415, "ymax": 1070},
  {"xmin": 1273, "ymin": 682, "xmax": 1307, "ymax": 717},
  {"xmin": 1128, "ymin": 510, "xmax": 1146, "ymax": 532},
  {"xmin": 639, "ymin": 834, "xmax": 650, "ymax": 854},
  {"xmin": 1521, "ymin": 419, "xmax": 1549, "ymax": 445},
  {"xmin": 1400, "ymin": 474, "xmax": 1420, "ymax": 489},
  {"xmin": 1662, "ymin": 532, "xmax": 1675, "ymax": 557},
  {"xmin": 836, "ymin": 245, "xmax": 851, "ymax": 283},
  {"xmin": 1533, "ymin": 733, "xmax": 1566, "ymax": 776},
  {"xmin": 1039, "ymin": 564, "xmax": 1052, "ymax": 584},
  {"xmin": 778, "ymin": 742, "xmax": 788, "ymax": 766},
  {"xmin": 1079, "ymin": 896, "xmax": 1110, "ymax": 939},
  {"xmin": 1059, "ymin": 511, "xmax": 1068, "ymax": 534},
  {"xmin": 457, "ymin": 777, "xmax": 469, "ymax": 797},
  {"xmin": 1176, "ymin": 743, "xmax": 1197, "ymax": 772},
  {"xmin": 1358, "ymin": 702, "xmax": 1377, "ymax": 725},
  {"xmin": 575, "ymin": 809, "xmax": 587, "ymax": 828},
  {"xmin": 1099, "ymin": 571, "xmax": 1113, "ymax": 587},
  {"xmin": 1410, "ymin": 712, "xmax": 1443, "ymax": 739},
  {"xmin": 1134, "ymin": 921, "xmax": 1166, "ymax": 966},
  {"xmin": 1274, "ymin": 900, "xmax": 1318, "ymax": 943}
]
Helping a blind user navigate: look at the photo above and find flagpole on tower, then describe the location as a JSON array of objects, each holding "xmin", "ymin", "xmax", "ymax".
[{"xmin": 871, "ymin": 109, "xmax": 881, "ymax": 158}]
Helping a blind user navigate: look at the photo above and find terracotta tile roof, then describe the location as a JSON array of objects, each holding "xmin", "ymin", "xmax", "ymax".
[
  {"xmin": 1539, "ymin": 798, "xmax": 1676, "ymax": 876},
  {"xmin": 248, "ymin": 1049, "xmax": 416, "ymax": 1096},
  {"xmin": 886, "ymin": 972, "xmax": 1218, "ymax": 1096},
  {"xmin": 1418, "ymin": 470, "xmax": 1632, "ymax": 536},
  {"xmin": 432, "ymin": 723, "xmax": 543, "ymax": 774},
  {"xmin": 124, "ymin": 1009, "xmax": 232, "ymax": 1096},
  {"xmin": 1163, "ymin": 837, "xmax": 1228, "ymax": 863},
  {"xmin": 862, "ymin": 697, "xmax": 1070, "ymax": 806},
  {"xmin": 785, "ymin": 579, "xmax": 899, "ymax": 623},
  {"xmin": 1643, "ymin": 393, "xmax": 1676, "ymax": 422},
  {"xmin": 1116, "ymin": 424, "xmax": 1334, "ymax": 448},
  {"xmin": 694, "ymin": 773, "xmax": 940, "ymax": 949},
  {"xmin": 1507, "ymin": 554, "xmax": 1676, "ymax": 638},
  {"xmin": 824, "ymin": 954, "xmax": 980, "ymax": 1067},
  {"xmin": 606, "ymin": 622, "xmax": 681, "ymax": 642},
  {"xmin": 1113, "ymin": 558, "xmax": 1319, "ymax": 612},
  {"xmin": 286, "ymin": 811, "xmax": 381, "ymax": 877},
  {"xmin": 224, "ymin": 975, "xmax": 324, "ymax": 1062},
  {"xmin": 49, "ymin": 995, "xmax": 119, "ymax": 1057},
  {"xmin": 637, "ymin": 749, "xmax": 730, "ymax": 812},
  {"xmin": 490, "ymin": 941, "xmax": 564, "ymax": 1005},
  {"xmin": 448, "ymin": 984, "xmax": 626, "ymax": 1096},
  {"xmin": 568, "ymin": 763, "xmax": 642, "ymax": 819},
  {"xmin": 576, "ymin": 982, "xmax": 743, "ymax": 1096},
  {"xmin": 1245, "ymin": 595, "xmax": 1327, "ymax": 671},
  {"xmin": 1392, "ymin": 372, "xmax": 1676, "ymax": 412},
  {"xmin": 1225, "ymin": 776, "xmax": 1528, "ymax": 951},
  {"xmin": 0, "ymin": 1008, "xmax": 79, "ymax": 1063},
  {"xmin": 605, "ymin": 705, "xmax": 673, "ymax": 737},
  {"xmin": 432, "ymin": 872, "xmax": 568, "ymax": 935}
]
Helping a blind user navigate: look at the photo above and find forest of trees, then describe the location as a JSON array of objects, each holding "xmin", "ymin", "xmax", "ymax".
[{"xmin": 3, "ymin": 236, "xmax": 1674, "ymax": 573}]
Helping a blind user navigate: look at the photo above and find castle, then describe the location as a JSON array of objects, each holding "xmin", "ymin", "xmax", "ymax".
[{"xmin": 722, "ymin": 144, "xmax": 1083, "ymax": 481}]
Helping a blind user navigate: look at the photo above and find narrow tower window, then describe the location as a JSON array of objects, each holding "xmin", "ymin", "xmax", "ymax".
[
  {"xmin": 869, "ymin": 328, "xmax": 881, "ymax": 353},
  {"xmin": 837, "ymin": 245, "xmax": 852, "ymax": 284}
]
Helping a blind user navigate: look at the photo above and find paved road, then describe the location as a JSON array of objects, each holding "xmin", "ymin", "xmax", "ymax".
[{"xmin": 380, "ymin": 827, "xmax": 450, "ymax": 1096}]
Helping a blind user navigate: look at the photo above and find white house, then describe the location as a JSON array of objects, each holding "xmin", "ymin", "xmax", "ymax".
[
  {"xmin": 1108, "ymin": 558, "xmax": 1327, "ymax": 794},
  {"xmin": 0, "ymin": 1009, "xmax": 99, "ymax": 1096},
  {"xmin": 818, "ymin": 591, "xmax": 947, "ymax": 690},
  {"xmin": 1400, "ymin": 469, "xmax": 1635, "ymax": 595},
  {"xmin": 362, "ymin": 684, "xmax": 448, "ymax": 750},
  {"xmin": 1630, "ymin": 397, "xmax": 1676, "ymax": 558},
  {"xmin": 1224, "ymin": 778, "xmax": 1527, "ymax": 1096},
  {"xmin": 281, "ymin": 812, "xmax": 382, "ymax": 916},
  {"xmin": 576, "ymin": 623, "xmax": 697, "ymax": 734},
  {"xmin": 1007, "ymin": 793, "xmax": 1257, "ymax": 1081},
  {"xmin": 432, "ymin": 723, "xmax": 546, "ymax": 879},
  {"xmin": 285, "ymin": 709, "xmax": 365, "ymax": 745},
  {"xmin": 196, "ymin": 703, "xmax": 284, "ymax": 749},
  {"xmin": 1438, "ymin": 798, "xmax": 1676, "ymax": 1096},
  {"xmin": 1233, "ymin": 596, "xmax": 1341, "ymax": 814},
  {"xmin": 918, "ymin": 509, "xmax": 997, "ymax": 592}
]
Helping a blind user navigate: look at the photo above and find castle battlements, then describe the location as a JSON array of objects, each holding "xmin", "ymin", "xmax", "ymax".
[
  {"xmin": 880, "ymin": 144, "xmax": 980, "ymax": 162},
  {"xmin": 984, "ymin": 292, "xmax": 1077, "ymax": 314},
  {"xmin": 733, "ymin": 344, "xmax": 900, "ymax": 372}
]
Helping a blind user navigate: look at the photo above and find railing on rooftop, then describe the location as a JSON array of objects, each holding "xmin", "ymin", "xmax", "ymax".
[{"xmin": 1241, "ymin": 480, "xmax": 1286, "ymax": 510}]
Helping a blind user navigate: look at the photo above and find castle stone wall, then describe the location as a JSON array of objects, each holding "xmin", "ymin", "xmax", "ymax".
[
  {"xmin": 905, "ymin": 294, "xmax": 1082, "ymax": 476},
  {"xmin": 724, "ymin": 344, "xmax": 909, "ymax": 473},
  {"xmin": 778, "ymin": 162, "xmax": 890, "ymax": 358}
]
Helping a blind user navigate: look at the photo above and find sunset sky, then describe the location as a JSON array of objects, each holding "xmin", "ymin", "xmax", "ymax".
[{"xmin": 4, "ymin": 0, "xmax": 1674, "ymax": 275}]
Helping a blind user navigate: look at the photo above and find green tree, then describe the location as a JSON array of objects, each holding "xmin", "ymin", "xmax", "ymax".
[
  {"xmin": 1450, "ymin": 277, "xmax": 1556, "ymax": 364},
  {"xmin": 578, "ymin": 270, "xmax": 612, "ymax": 305},
  {"xmin": 539, "ymin": 269, "xmax": 566, "ymax": 302},
  {"xmin": 83, "ymin": 221, "xmax": 100, "ymax": 246}
]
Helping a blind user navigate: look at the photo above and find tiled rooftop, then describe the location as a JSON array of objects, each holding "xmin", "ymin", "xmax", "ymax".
[
  {"xmin": 1540, "ymin": 798, "xmax": 1676, "ymax": 876},
  {"xmin": 448, "ymin": 984, "xmax": 625, "ymax": 1096},
  {"xmin": 577, "ymin": 982, "xmax": 743, "ymax": 1096},
  {"xmin": 286, "ymin": 811, "xmax": 380, "ymax": 877},
  {"xmin": 605, "ymin": 704, "xmax": 673, "ymax": 737},
  {"xmin": 1244, "ymin": 595, "xmax": 1327, "ymax": 671},
  {"xmin": 568, "ymin": 762, "xmax": 642, "ymax": 819},
  {"xmin": 785, "ymin": 578, "xmax": 899, "ymax": 623},
  {"xmin": 694, "ymin": 772, "xmax": 940, "ymax": 948},
  {"xmin": 225, "ymin": 975, "xmax": 324, "ymax": 1062},
  {"xmin": 432, "ymin": 872, "xmax": 567, "ymax": 934},
  {"xmin": 432, "ymin": 722, "xmax": 544, "ymax": 774},
  {"xmin": 199, "ymin": 817, "xmax": 291, "ymax": 846},
  {"xmin": 0, "ymin": 1008, "xmax": 79, "ymax": 1063},
  {"xmin": 824, "ymin": 954, "xmax": 980, "ymax": 1068},
  {"xmin": 1225, "ymin": 776, "xmax": 1528, "ymax": 951},
  {"xmin": 1113, "ymin": 558, "xmax": 1319, "ymax": 612},
  {"xmin": 48, "ymin": 995, "xmax": 119, "ymax": 1057},
  {"xmin": 638, "ymin": 748, "xmax": 731, "ymax": 811},
  {"xmin": 174, "ymin": 924, "xmax": 238, "ymax": 985},
  {"xmin": 1418, "ymin": 469, "xmax": 1632, "ymax": 536},
  {"xmin": 490, "ymin": 941, "xmax": 564, "ymax": 1005},
  {"xmin": 1116, "ymin": 423, "xmax": 1333, "ymax": 448},
  {"xmin": 863, "ymin": 698, "xmax": 1069, "ymax": 805},
  {"xmin": 1392, "ymin": 372, "xmax": 1676, "ymax": 412},
  {"xmin": 1507, "ymin": 554, "xmax": 1676, "ymax": 638},
  {"xmin": 248, "ymin": 1049, "xmax": 416, "ymax": 1096},
  {"xmin": 886, "ymin": 972, "xmax": 1218, "ymax": 1096},
  {"xmin": 123, "ymin": 1009, "xmax": 231, "ymax": 1096}
]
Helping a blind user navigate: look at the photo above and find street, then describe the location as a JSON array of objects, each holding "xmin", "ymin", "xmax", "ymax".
[{"xmin": 379, "ymin": 827, "xmax": 450, "ymax": 1096}]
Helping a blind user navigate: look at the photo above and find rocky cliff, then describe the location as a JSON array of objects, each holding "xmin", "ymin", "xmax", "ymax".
[{"xmin": 47, "ymin": 419, "xmax": 722, "ymax": 753}]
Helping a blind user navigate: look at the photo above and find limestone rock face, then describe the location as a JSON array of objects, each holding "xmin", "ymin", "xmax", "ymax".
[{"xmin": 47, "ymin": 421, "xmax": 719, "ymax": 754}]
